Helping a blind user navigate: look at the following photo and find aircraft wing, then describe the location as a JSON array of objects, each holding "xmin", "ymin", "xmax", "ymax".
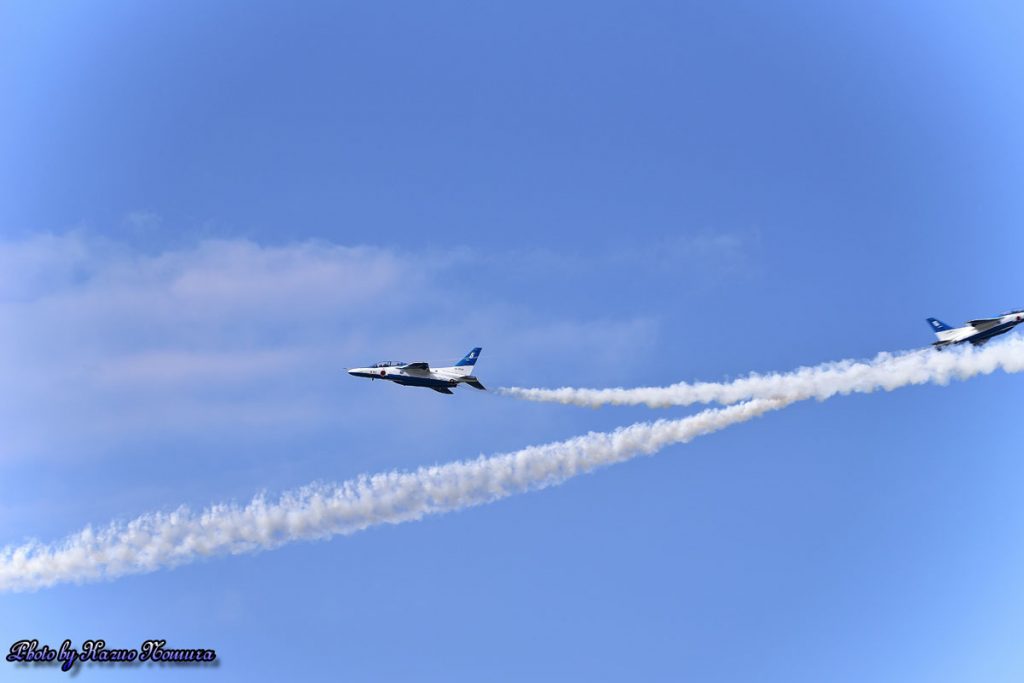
[
  {"xmin": 967, "ymin": 318, "xmax": 1001, "ymax": 329},
  {"xmin": 401, "ymin": 362, "xmax": 431, "ymax": 373}
]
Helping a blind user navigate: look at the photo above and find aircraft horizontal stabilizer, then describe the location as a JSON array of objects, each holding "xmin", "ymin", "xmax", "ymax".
[{"xmin": 464, "ymin": 378, "xmax": 486, "ymax": 390}]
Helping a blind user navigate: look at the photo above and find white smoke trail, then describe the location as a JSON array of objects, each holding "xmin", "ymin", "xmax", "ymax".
[
  {"xmin": 0, "ymin": 398, "xmax": 786, "ymax": 592},
  {"xmin": 5, "ymin": 338, "xmax": 1023, "ymax": 592},
  {"xmin": 499, "ymin": 337, "xmax": 1024, "ymax": 408}
]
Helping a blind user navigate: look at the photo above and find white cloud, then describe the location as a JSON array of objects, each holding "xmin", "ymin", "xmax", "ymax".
[
  {"xmin": 122, "ymin": 210, "xmax": 162, "ymax": 231},
  {"xmin": 0, "ymin": 233, "xmax": 659, "ymax": 460},
  {"xmin": 94, "ymin": 348, "xmax": 307, "ymax": 386}
]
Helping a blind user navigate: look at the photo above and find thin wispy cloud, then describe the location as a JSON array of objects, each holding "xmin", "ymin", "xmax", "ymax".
[
  {"xmin": 122, "ymin": 210, "xmax": 163, "ymax": 232},
  {"xmin": 0, "ymin": 233, "xmax": 659, "ymax": 458},
  {"xmin": 0, "ymin": 235, "xmax": 421, "ymax": 456}
]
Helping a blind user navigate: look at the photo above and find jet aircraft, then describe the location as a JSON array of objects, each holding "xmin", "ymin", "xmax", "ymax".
[
  {"xmin": 927, "ymin": 310, "xmax": 1024, "ymax": 348},
  {"xmin": 347, "ymin": 347, "xmax": 486, "ymax": 394}
]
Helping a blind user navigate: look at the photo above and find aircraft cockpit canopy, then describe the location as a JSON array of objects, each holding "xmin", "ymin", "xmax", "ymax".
[{"xmin": 371, "ymin": 361, "xmax": 406, "ymax": 368}]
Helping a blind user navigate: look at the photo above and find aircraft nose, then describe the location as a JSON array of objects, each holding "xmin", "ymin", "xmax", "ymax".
[{"xmin": 347, "ymin": 369, "xmax": 357, "ymax": 376}]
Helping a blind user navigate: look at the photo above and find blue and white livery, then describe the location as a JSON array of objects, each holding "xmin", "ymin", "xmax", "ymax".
[
  {"xmin": 926, "ymin": 310, "xmax": 1024, "ymax": 348},
  {"xmin": 347, "ymin": 348, "xmax": 486, "ymax": 394}
]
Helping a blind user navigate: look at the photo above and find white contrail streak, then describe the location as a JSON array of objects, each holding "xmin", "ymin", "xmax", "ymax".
[
  {"xmin": 5, "ymin": 338, "xmax": 1022, "ymax": 592},
  {"xmin": 499, "ymin": 337, "xmax": 1024, "ymax": 408},
  {"xmin": 0, "ymin": 399, "xmax": 785, "ymax": 592}
]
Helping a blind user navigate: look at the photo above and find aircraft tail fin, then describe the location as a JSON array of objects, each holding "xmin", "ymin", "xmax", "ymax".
[
  {"xmin": 448, "ymin": 348, "xmax": 482, "ymax": 377},
  {"xmin": 455, "ymin": 347, "xmax": 482, "ymax": 367},
  {"xmin": 927, "ymin": 317, "xmax": 959, "ymax": 343}
]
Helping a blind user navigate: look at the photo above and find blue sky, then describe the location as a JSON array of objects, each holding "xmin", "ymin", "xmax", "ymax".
[{"xmin": 3, "ymin": 1, "xmax": 1024, "ymax": 680}]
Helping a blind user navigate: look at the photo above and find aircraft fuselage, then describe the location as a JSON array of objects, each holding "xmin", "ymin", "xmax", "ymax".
[
  {"xmin": 928, "ymin": 310, "xmax": 1024, "ymax": 348},
  {"xmin": 347, "ymin": 348, "xmax": 485, "ymax": 394}
]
